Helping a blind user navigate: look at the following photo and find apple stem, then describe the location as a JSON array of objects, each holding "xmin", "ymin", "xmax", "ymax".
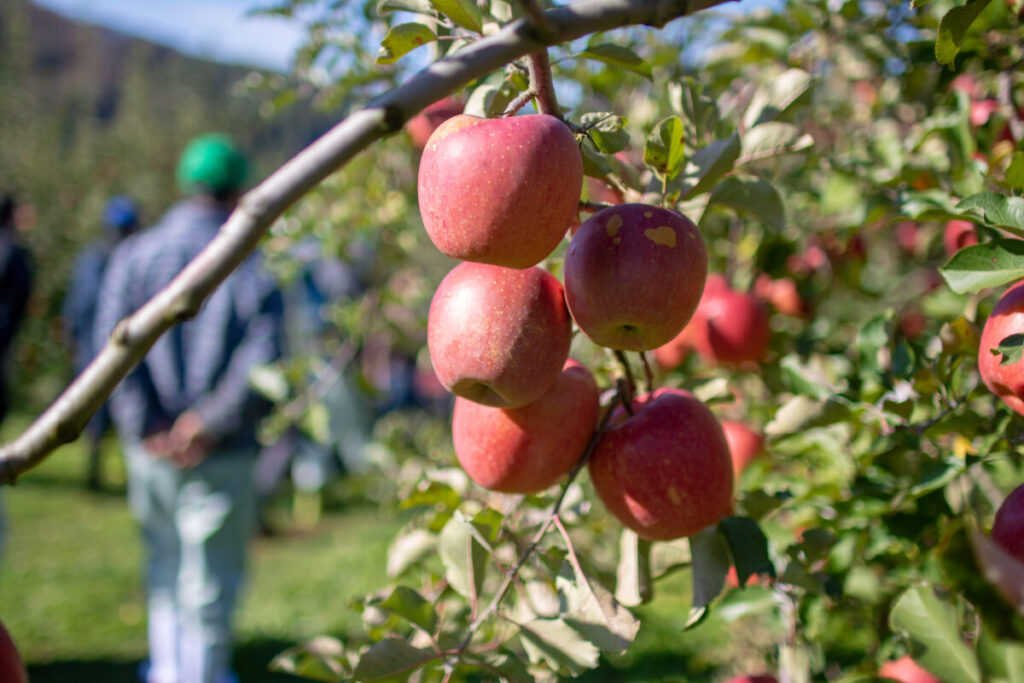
[
  {"xmin": 614, "ymin": 350, "xmax": 637, "ymax": 405},
  {"xmin": 639, "ymin": 351, "xmax": 654, "ymax": 392},
  {"xmin": 450, "ymin": 389, "xmax": 624, "ymax": 659},
  {"xmin": 579, "ymin": 200, "xmax": 613, "ymax": 213},
  {"xmin": 528, "ymin": 50, "xmax": 562, "ymax": 118}
]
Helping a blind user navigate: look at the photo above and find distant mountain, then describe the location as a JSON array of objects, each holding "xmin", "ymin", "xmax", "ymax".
[{"xmin": 0, "ymin": 0, "xmax": 338, "ymax": 397}]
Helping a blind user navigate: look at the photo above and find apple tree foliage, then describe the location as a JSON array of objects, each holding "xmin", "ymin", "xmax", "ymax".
[{"xmin": 239, "ymin": 0, "xmax": 1024, "ymax": 680}]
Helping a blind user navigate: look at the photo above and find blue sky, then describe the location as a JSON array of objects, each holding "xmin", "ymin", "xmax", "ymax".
[{"xmin": 33, "ymin": 0, "xmax": 308, "ymax": 71}]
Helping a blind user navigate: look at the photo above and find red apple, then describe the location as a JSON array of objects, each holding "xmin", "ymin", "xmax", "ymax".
[
  {"xmin": 720, "ymin": 419, "xmax": 765, "ymax": 477},
  {"xmin": 895, "ymin": 221, "xmax": 920, "ymax": 257},
  {"xmin": 992, "ymin": 483, "xmax": 1024, "ymax": 563},
  {"xmin": 978, "ymin": 280, "xmax": 1024, "ymax": 415},
  {"xmin": 878, "ymin": 656, "xmax": 940, "ymax": 683},
  {"xmin": 564, "ymin": 204, "xmax": 708, "ymax": 351},
  {"xmin": 943, "ymin": 219, "xmax": 979, "ymax": 258},
  {"xmin": 452, "ymin": 359, "xmax": 599, "ymax": 493},
  {"xmin": 653, "ymin": 274, "xmax": 729, "ymax": 370},
  {"xmin": 417, "ymin": 113, "xmax": 583, "ymax": 269},
  {"xmin": 427, "ymin": 262, "xmax": 571, "ymax": 408},
  {"xmin": 753, "ymin": 273, "xmax": 804, "ymax": 317},
  {"xmin": 970, "ymin": 99, "xmax": 1000, "ymax": 127},
  {"xmin": 406, "ymin": 96, "xmax": 463, "ymax": 150},
  {"xmin": 588, "ymin": 389, "xmax": 734, "ymax": 540},
  {"xmin": 0, "ymin": 620, "xmax": 27, "ymax": 683},
  {"xmin": 690, "ymin": 283, "xmax": 771, "ymax": 365}
]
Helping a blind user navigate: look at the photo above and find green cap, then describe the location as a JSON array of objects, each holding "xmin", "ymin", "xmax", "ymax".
[{"xmin": 176, "ymin": 134, "xmax": 248, "ymax": 195}]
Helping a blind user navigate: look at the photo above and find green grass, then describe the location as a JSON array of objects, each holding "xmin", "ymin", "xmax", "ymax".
[{"xmin": 0, "ymin": 415, "xmax": 403, "ymax": 682}]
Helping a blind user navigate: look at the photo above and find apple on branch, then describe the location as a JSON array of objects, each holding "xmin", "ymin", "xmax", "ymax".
[
  {"xmin": 427, "ymin": 262, "xmax": 572, "ymax": 409},
  {"xmin": 406, "ymin": 96, "xmax": 463, "ymax": 150},
  {"xmin": 452, "ymin": 359, "xmax": 599, "ymax": 494},
  {"xmin": 978, "ymin": 280, "xmax": 1024, "ymax": 415},
  {"xmin": 564, "ymin": 203, "xmax": 708, "ymax": 351},
  {"xmin": 588, "ymin": 388, "xmax": 734, "ymax": 541},
  {"xmin": 417, "ymin": 113, "xmax": 583, "ymax": 269}
]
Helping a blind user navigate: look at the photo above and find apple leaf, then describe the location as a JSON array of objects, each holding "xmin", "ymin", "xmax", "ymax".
[
  {"xmin": 386, "ymin": 528, "xmax": 437, "ymax": 578},
  {"xmin": 939, "ymin": 239, "xmax": 1024, "ymax": 294},
  {"xmin": 376, "ymin": 585, "xmax": 439, "ymax": 634},
  {"xmin": 888, "ymin": 583, "xmax": 982, "ymax": 683},
  {"xmin": 669, "ymin": 77, "xmax": 719, "ymax": 138},
  {"xmin": 958, "ymin": 192, "xmax": 1024, "ymax": 235},
  {"xmin": 739, "ymin": 122, "xmax": 813, "ymax": 164},
  {"xmin": 688, "ymin": 525, "xmax": 730, "ymax": 629},
  {"xmin": 376, "ymin": 23, "xmax": 436, "ymax": 65},
  {"xmin": 978, "ymin": 632, "xmax": 1024, "ymax": 682},
  {"xmin": 614, "ymin": 529, "xmax": 653, "ymax": 607},
  {"xmin": 935, "ymin": 0, "xmax": 992, "ymax": 67},
  {"xmin": 438, "ymin": 513, "xmax": 488, "ymax": 601},
  {"xmin": 464, "ymin": 81, "xmax": 518, "ymax": 118},
  {"xmin": 556, "ymin": 556, "xmax": 640, "ymax": 653},
  {"xmin": 992, "ymin": 333, "xmax": 1024, "ymax": 366},
  {"xmin": 581, "ymin": 112, "xmax": 630, "ymax": 155},
  {"xmin": 270, "ymin": 637, "xmax": 351, "ymax": 681},
  {"xmin": 742, "ymin": 68, "xmax": 812, "ymax": 129},
  {"xmin": 1006, "ymin": 153, "xmax": 1024, "ymax": 193},
  {"xmin": 719, "ymin": 517, "xmax": 775, "ymax": 587},
  {"xmin": 378, "ymin": 0, "xmax": 435, "ymax": 15},
  {"xmin": 911, "ymin": 0, "xmax": 933, "ymax": 7},
  {"xmin": 706, "ymin": 175, "xmax": 785, "ymax": 231},
  {"xmin": 518, "ymin": 618, "xmax": 601, "ymax": 675},
  {"xmin": 429, "ymin": 0, "xmax": 482, "ymax": 33},
  {"xmin": 577, "ymin": 44, "xmax": 652, "ymax": 81},
  {"xmin": 644, "ymin": 116, "xmax": 686, "ymax": 181},
  {"xmin": 353, "ymin": 638, "xmax": 440, "ymax": 681},
  {"xmin": 680, "ymin": 135, "xmax": 741, "ymax": 199}
]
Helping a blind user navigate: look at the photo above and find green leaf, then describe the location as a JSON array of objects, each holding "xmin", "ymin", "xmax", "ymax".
[
  {"xmin": 911, "ymin": 0, "xmax": 933, "ymax": 7},
  {"xmin": 353, "ymin": 638, "xmax": 439, "ymax": 681},
  {"xmin": 742, "ymin": 68, "xmax": 813, "ymax": 129},
  {"xmin": 378, "ymin": 0, "xmax": 435, "ymax": 15},
  {"xmin": 614, "ymin": 529, "xmax": 653, "ymax": 607},
  {"xmin": 556, "ymin": 557, "xmax": 640, "ymax": 653},
  {"xmin": 681, "ymin": 136, "xmax": 741, "ymax": 199},
  {"xmin": 1006, "ymin": 153, "xmax": 1024, "ymax": 193},
  {"xmin": 581, "ymin": 145, "xmax": 615, "ymax": 178},
  {"xmin": 644, "ymin": 116, "xmax": 686, "ymax": 181},
  {"xmin": 688, "ymin": 525, "xmax": 729, "ymax": 628},
  {"xmin": 429, "ymin": 0, "xmax": 482, "ymax": 32},
  {"xmin": 939, "ymin": 239, "xmax": 1024, "ymax": 294},
  {"xmin": 888, "ymin": 583, "xmax": 982, "ymax": 683},
  {"xmin": 463, "ymin": 82, "xmax": 517, "ymax": 118},
  {"xmin": 376, "ymin": 23, "xmax": 436, "ymax": 65},
  {"xmin": 993, "ymin": 333, "xmax": 1024, "ymax": 366},
  {"xmin": 719, "ymin": 517, "xmax": 775, "ymax": 586},
  {"xmin": 581, "ymin": 112, "xmax": 630, "ymax": 155},
  {"xmin": 706, "ymin": 175, "xmax": 785, "ymax": 230},
  {"xmin": 936, "ymin": 0, "xmax": 993, "ymax": 67},
  {"xmin": 958, "ymin": 192, "xmax": 1024, "ymax": 235},
  {"xmin": 577, "ymin": 44, "xmax": 652, "ymax": 80},
  {"xmin": 378, "ymin": 586, "xmax": 438, "ymax": 633},
  {"xmin": 400, "ymin": 481, "xmax": 460, "ymax": 510},
  {"xmin": 739, "ymin": 122, "xmax": 813, "ymax": 163},
  {"xmin": 978, "ymin": 632, "xmax": 1024, "ymax": 681},
  {"xmin": 386, "ymin": 529, "xmax": 437, "ymax": 578},
  {"xmin": 270, "ymin": 637, "xmax": 351, "ymax": 682},
  {"xmin": 438, "ymin": 513, "xmax": 488, "ymax": 601},
  {"xmin": 519, "ymin": 618, "xmax": 601, "ymax": 675}
]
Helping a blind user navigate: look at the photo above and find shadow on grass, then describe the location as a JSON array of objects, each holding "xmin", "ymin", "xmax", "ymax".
[{"xmin": 28, "ymin": 637, "xmax": 311, "ymax": 683}]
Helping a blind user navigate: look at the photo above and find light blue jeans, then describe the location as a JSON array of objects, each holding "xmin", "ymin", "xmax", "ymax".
[{"xmin": 125, "ymin": 443, "xmax": 257, "ymax": 683}]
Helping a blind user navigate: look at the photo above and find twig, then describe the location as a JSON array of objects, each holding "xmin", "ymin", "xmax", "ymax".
[
  {"xmin": 451, "ymin": 389, "xmax": 623, "ymax": 655},
  {"xmin": 0, "ymin": 0, "xmax": 737, "ymax": 483},
  {"xmin": 527, "ymin": 50, "xmax": 561, "ymax": 117}
]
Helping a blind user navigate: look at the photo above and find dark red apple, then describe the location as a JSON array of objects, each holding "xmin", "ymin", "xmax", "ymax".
[
  {"xmin": 0, "ymin": 620, "xmax": 27, "ymax": 683},
  {"xmin": 588, "ymin": 389, "xmax": 734, "ymax": 541},
  {"xmin": 452, "ymin": 359, "xmax": 599, "ymax": 493},
  {"xmin": 406, "ymin": 96, "xmax": 463, "ymax": 150},
  {"xmin": 943, "ymin": 219, "xmax": 979, "ymax": 258},
  {"xmin": 564, "ymin": 204, "xmax": 708, "ymax": 351},
  {"xmin": 720, "ymin": 419, "xmax": 764, "ymax": 477},
  {"xmin": 753, "ymin": 273, "xmax": 804, "ymax": 317},
  {"xmin": 652, "ymin": 274, "xmax": 728, "ymax": 370},
  {"xmin": 878, "ymin": 656, "xmax": 939, "ymax": 683},
  {"xmin": 691, "ymin": 283, "xmax": 771, "ymax": 365},
  {"xmin": 992, "ymin": 483, "xmax": 1024, "ymax": 563},
  {"xmin": 978, "ymin": 280, "xmax": 1024, "ymax": 415},
  {"xmin": 417, "ymin": 113, "xmax": 583, "ymax": 269},
  {"xmin": 427, "ymin": 262, "xmax": 571, "ymax": 408}
]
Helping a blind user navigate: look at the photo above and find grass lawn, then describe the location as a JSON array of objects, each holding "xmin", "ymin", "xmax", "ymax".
[{"xmin": 0, "ymin": 414, "xmax": 774, "ymax": 682}]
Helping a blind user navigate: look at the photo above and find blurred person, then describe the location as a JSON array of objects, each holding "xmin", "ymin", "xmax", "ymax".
[
  {"xmin": 0, "ymin": 192, "xmax": 34, "ymax": 563},
  {"xmin": 95, "ymin": 135, "xmax": 283, "ymax": 683},
  {"xmin": 62, "ymin": 196, "xmax": 140, "ymax": 490}
]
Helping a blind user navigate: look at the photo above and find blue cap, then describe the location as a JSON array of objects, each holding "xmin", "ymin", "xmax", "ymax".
[{"xmin": 103, "ymin": 196, "xmax": 139, "ymax": 234}]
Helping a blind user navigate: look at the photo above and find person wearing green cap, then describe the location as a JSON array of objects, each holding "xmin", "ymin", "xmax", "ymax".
[{"xmin": 96, "ymin": 135, "xmax": 283, "ymax": 683}]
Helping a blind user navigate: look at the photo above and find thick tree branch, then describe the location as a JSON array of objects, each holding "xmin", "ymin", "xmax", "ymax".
[{"xmin": 0, "ymin": 0, "xmax": 735, "ymax": 483}]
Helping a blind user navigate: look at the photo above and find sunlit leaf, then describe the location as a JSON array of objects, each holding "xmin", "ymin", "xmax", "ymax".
[
  {"xmin": 706, "ymin": 175, "xmax": 785, "ymax": 230},
  {"xmin": 939, "ymin": 239, "xmax": 1024, "ymax": 294},
  {"xmin": 739, "ymin": 122, "xmax": 813, "ymax": 163},
  {"xmin": 888, "ymin": 583, "xmax": 982, "ymax": 683},
  {"xmin": 688, "ymin": 525, "xmax": 729, "ymax": 628},
  {"xmin": 376, "ymin": 23, "xmax": 436, "ymax": 65},
  {"xmin": 936, "ymin": 0, "xmax": 993, "ymax": 67},
  {"xmin": 1007, "ymin": 153, "xmax": 1024, "ymax": 192},
  {"xmin": 386, "ymin": 529, "xmax": 437, "ymax": 578},
  {"xmin": 578, "ymin": 44, "xmax": 652, "ymax": 80},
  {"xmin": 615, "ymin": 529, "xmax": 653, "ymax": 607},
  {"xmin": 429, "ymin": 0, "xmax": 482, "ymax": 32},
  {"xmin": 353, "ymin": 638, "xmax": 439, "ymax": 681},
  {"xmin": 742, "ymin": 68, "xmax": 812, "ymax": 129},
  {"xmin": 438, "ymin": 513, "xmax": 488, "ymax": 600},
  {"xmin": 958, "ymin": 192, "xmax": 1024, "ymax": 235},
  {"xmin": 556, "ymin": 556, "xmax": 640, "ymax": 653},
  {"xmin": 681, "ymin": 135, "xmax": 740, "ymax": 199},
  {"xmin": 581, "ymin": 112, "xmax": 630, "ymax": 154},
  {"xmin": 378, "ymin": 585, "xmax": 438, "ymax": 633},
  {"xmin": 644, "ymin": 116, "xmax": 686, "ymax": 180},
  {"xmin": 518, "ymin": 618, "xmax": 601, "ymax": 674}
]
